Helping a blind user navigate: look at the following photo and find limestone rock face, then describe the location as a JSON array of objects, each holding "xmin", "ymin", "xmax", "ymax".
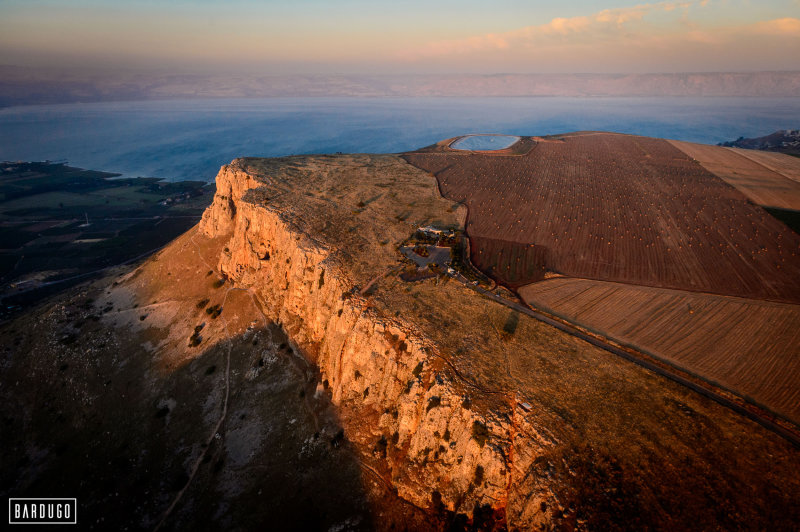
[
  {"xmin": 199, "ymin": 163, "xmax": 262, "ymax": 236},
  {"xmin": 198, "ymin": 161, "xmax": 549, "ymax": 522}
]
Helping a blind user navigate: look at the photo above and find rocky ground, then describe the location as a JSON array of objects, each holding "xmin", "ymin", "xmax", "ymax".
[
  {"xmin": 719, "ymin": 129, "xmax": 800, "ymax": 156},
  {"xmin": 0, "ymin": 231, "xmax": 432, "ymax": 530},
  {"xmin": 2, "ymin": 153, "xmax": 799, "ymax": 530}
]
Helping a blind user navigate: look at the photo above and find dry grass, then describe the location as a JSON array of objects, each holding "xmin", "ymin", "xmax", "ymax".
[{"xmin": 238, "ymin": 154, "xmax": 465, "ymax": 286}]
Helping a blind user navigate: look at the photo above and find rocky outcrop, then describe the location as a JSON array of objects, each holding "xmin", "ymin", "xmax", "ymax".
[{"xmin": 198, "ymin": 162, "xmax": 551, "ymax": 523}]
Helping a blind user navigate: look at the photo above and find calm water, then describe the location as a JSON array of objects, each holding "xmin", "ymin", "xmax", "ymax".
[
  {"xmin": 451, "ymin": 135, "xmax": 520, "ymax": 150},
  {"xmin": 1, "ymin": 97, "xmax": 799, "ymax": 182}
]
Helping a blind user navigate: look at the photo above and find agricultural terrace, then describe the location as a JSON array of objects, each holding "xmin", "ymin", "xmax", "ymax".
[{"xmin": 404, "ymin": 132, "xmax": 800, "ymax": 302}]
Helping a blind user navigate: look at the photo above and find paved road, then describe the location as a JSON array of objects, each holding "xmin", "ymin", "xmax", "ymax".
[{"xmin": 446, "ymin": 268, "xmax": 800, "ymax": 447}]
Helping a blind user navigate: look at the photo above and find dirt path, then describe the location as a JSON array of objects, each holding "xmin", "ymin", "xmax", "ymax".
[
  {"xmin": 154, "ymin": 229, "xmax": 325, "ymax": 530},
  {"xmin": 153, "ymin": 230, "xmax": 240, "ymax": 531}
]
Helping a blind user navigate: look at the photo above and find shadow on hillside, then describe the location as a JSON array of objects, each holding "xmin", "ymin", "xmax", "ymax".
[{"xmin": 0, "ymin": 313, "xmax": 379, "ymax": 530}]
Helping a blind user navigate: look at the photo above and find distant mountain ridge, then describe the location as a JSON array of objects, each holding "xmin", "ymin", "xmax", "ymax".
[
  {"xmin": 719, "ymin": 129, "xmax": 800, "ymax": 156},
  {"xmin": 1, "ymin": 68, "xmax": 799, "ymax": 107}
]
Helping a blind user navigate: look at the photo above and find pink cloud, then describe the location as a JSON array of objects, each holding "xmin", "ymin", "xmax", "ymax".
[
  {"xmin": 398, "ymin": 2, "xmax": 696, "ymax": 59},
  {"xmin": 396, "ymin": 2, "xmax": 800, "ymax": 72}
]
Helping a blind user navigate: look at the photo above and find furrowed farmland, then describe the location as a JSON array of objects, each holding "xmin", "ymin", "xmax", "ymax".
[
  {"xmin": 518, "ymin": 277, "xmax": 800, "ymax": 423},
  {"xmin": 405, "ymin": 131, "xmax": 800, "ymax": 427},
  {"xmin": 727, "ymin": 147, "xmax": 800, "ymax": 185},
  {"xmin": 668, "ymin": 140, "xmax": 800, "ymax": 210},
  {"xmin": 404, "ymin": 132, "xmax": 800, "ymax": 302},
  {"xmin": 468, "ymin": 236, "xmax": 549, "ymax": 287}
]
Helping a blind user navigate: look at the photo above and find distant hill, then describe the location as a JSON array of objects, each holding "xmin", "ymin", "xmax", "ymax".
[
  {"xmin": 719, "ymin": 129, "xmax": 800, "ymax": 157},
  {"xmin": 1, "ymin": 67, "xmax": 800, "ymax": 107}
]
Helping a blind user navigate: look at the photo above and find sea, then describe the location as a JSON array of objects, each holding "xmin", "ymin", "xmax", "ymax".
[{"xmin": 1, "ymin": 97, "xmax": 799, "ymax": 182}]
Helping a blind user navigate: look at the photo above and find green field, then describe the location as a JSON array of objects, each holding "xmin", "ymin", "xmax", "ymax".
[{"xmin": 0, "ymin": 161, "xmax": 213, "ymax": 316}]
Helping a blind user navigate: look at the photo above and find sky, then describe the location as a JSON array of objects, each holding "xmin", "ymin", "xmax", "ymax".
[{"xmin": 1, "ymin": 0, "xmax": 799, "ymax": 74}]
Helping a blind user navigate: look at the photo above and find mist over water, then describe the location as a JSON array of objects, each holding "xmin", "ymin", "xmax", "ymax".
[{"xmin": 1, "ymin": 97, "xmax": 798, "ymax": 182}]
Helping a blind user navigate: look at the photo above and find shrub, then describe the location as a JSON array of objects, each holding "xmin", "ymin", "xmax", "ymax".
[
  {"xmin": 474, "ymin": 465, "xmax": 484, "ymax": 485},
  {"xmin": 426, "ymin": 396, "xmax": 441, "ymax": 413},
  {"xmin": 503, "ymin": 311, "xmax": 520, "ymax": 335},
  {"xmin": 375, "ymin": 435, "xmax": 387, "ymax": 458},
  {"xmin": 471, "ymin": 420, "xmax": 490, "ymax": 447}
]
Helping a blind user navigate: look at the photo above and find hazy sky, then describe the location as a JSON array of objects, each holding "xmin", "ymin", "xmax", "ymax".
[{"xmin": 1, "ymin": 0, "xmax": 799, "ymax": 74}]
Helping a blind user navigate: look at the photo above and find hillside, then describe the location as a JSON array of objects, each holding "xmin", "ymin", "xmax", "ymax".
[
  {"xmin": 2, "ymin": 68, "xmax": 800, "ymax": 107},
  {"xmin": 405, "ymin": 133, "xmax": 800, "ymax": 424},
  {"xmin": 718, "ymin": 129, "xmax": 800, "ymax": 157},
  {"xmin": 404, "ymin": 133, "xmax": 800, "ymax": 301},
  {"xmin": 0, "ymin": 161, "xmax": 211, "ymax": 318},
  {"xmin": 1, "ymin": 143, "xmax": 799, "ymax": 529}
]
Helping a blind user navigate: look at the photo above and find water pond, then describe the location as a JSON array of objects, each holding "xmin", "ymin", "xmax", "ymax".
[{"xmin": 450, "ymin": 135, "xmax": 521, "ymax": 151}]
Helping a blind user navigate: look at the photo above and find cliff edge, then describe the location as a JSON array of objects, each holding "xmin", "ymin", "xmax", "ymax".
[
  {"xmin": 2, "ymin": 152, "xmax": 799, "ymax": 530},
  {"xmin": 193, "ymin": 154, "xmax": 800, "ymax": 528}
]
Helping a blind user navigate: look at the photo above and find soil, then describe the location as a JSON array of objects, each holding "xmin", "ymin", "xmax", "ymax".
[{"xmin": 404, "ymin": 132, "xmax": 800, "ymax": 302}]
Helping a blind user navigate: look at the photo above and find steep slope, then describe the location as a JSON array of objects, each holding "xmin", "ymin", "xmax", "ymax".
[
  {"xmin": 195, "ymin": 155, "xmax": 800, "ymax": 528},
  {"xmin": 2, "ymin": 153, "xmax": 800, "ymax": 530}
]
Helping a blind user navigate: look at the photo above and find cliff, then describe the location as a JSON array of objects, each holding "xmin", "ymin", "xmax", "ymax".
[
  {"xmin": 3, "ymin": 152, "xmax": 799, "ymax": 530},
  {"xmin": 197, "ymin": 156, "xmax": 549, "ymax": 522},
  {"xmin": 191, "ymin": 155, "xmax": 800, "ymax": 528}
]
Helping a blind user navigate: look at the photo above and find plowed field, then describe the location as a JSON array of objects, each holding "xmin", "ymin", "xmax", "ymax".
[
  {"xmin": 404, "ymin": 133, "xmax": 800, "ymax": 302},
  {"xmin": 669, "ymin": 140, "xmax": 800, "ymax": 210},
  {"xmin": 729, "ymin": 147, "xmax": 800, "ymax": 184},
  {"xmin": 518, "ymin": 277, "xmax": 800, "ymax": 423}
]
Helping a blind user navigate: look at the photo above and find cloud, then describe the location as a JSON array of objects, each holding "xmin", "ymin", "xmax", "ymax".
[
  {"xmin": 751, "ymin": 17, "xmax": 800, "ymax": 34},
  {"xmin": 400, "ymin": 2, "xmax": 694, "ymax": 59},
  {"xmin": 395, "ymin": 2, "xmax": 800, "ymax": 72}
]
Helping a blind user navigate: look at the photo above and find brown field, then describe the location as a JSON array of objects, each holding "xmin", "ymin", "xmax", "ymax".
[
  {"xmin": 469, "ymin": 236, "xmax": 548, "ymax": 287},
  {"xmin": 518, "ymin": 277, "xmax": 800, "ymax": 423},
  {"xmin": 669, "ymin": 140, "xmax": 800, "ymax": 210},
  {"xmin": 404, "ymin": 132, "xmax": 800, "ymax": 302},
  {"xmin": 728, "ymin": 147, "xmax": 800, "ymax": 184}
]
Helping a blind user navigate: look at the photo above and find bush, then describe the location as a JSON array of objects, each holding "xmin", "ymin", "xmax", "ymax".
[
  {"xmin": 205, "ymin": 304, "xmax": 222, "ymax": 319},
  {"xmin": 426, "ymin": 396, "xmax": 441, "ymax": 413},
  {"xmin": 471, "ymin": 421, "xmax": 490, "ymax": 447}
]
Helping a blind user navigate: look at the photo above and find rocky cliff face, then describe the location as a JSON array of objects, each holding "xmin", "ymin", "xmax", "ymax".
[
  {"xmin": 197, "ymin": 160, "xmax": 551, "ymax": 524},
  {"xmin": 4, "ymin": 154, "xmax": 798, "ymax": 530},
  {"xmin": 190, "ymin": 155, "xmax": 800, "ymax": 530}
]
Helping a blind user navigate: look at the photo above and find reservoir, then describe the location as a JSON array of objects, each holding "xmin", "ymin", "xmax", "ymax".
[{"xmin": 451, "ymin": 135, "xmax": 520, "ymax": 151}]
